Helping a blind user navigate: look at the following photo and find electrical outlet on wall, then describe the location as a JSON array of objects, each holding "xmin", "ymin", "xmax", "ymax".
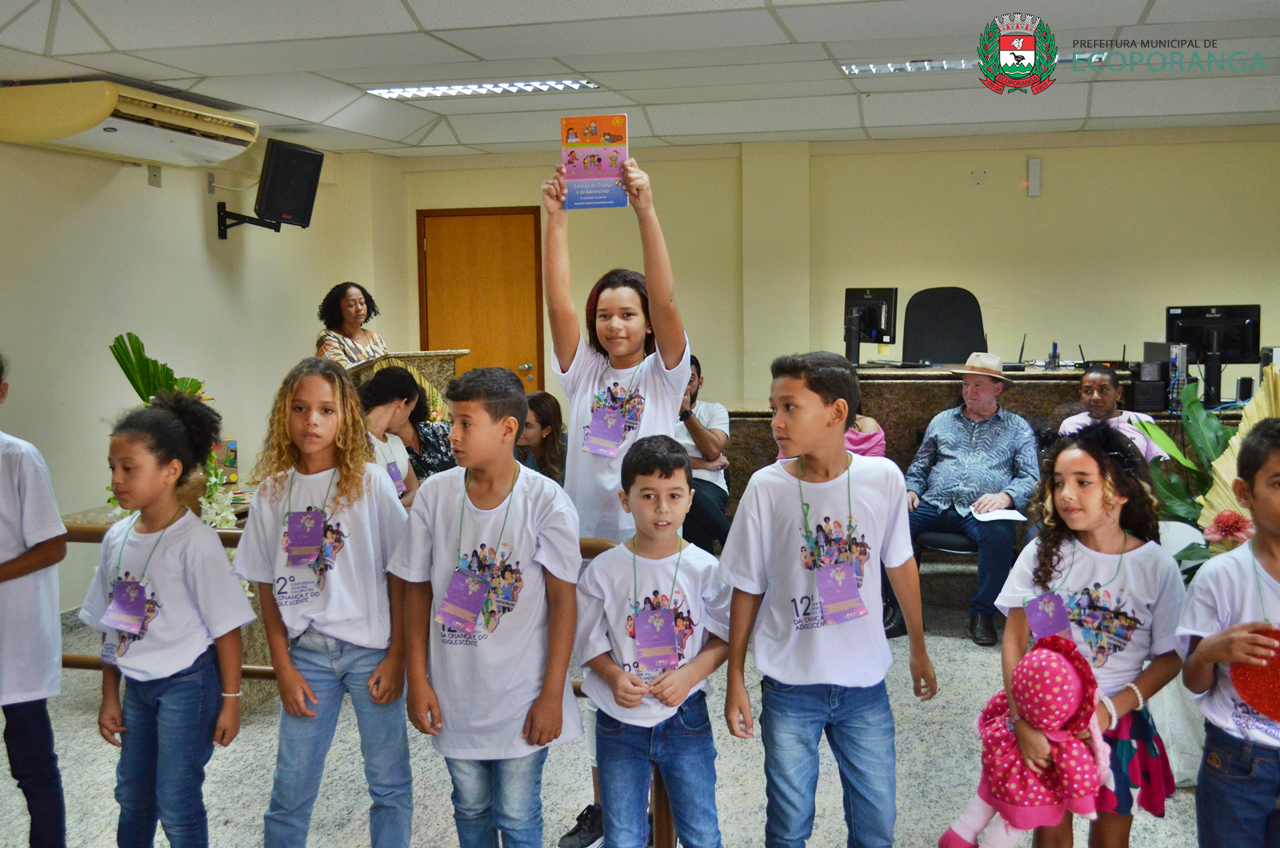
[{"xmin": 971, "ymin": 169, "xmax": 985, "ymax": 186}]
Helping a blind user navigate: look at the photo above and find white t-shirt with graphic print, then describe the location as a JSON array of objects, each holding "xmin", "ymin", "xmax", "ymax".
[
  {"xmin": 370, "ymin": 431, "xmax": 411, "ymax": 490},
  {"xmin": 1177, "ymin": 544, "xmax": 1280, "ymax": 746},
  {"xmin": 234, "ymin": 464, "xmax": 407, "ymax": 649},
  {"xmin": 554, "ymin": 334, "xmax": 691, "ymax": 542},
  {"xmin": 388, "ymin": 465, "xmax": 584, "ymax": 759},
  {"xmin": 576, "ymin": 541, "xmax": 731, "ymax": 727},
  {"xmin": 717, "ymin": 453, "xmax": 915, "ymax": 688},
  {"xmin": 997, "ymin": 538, "xmax": 1184, "ymax": 698},
  {"xmin": 81, "ymin": 510, "xmax": 256, "ymax": 682}
]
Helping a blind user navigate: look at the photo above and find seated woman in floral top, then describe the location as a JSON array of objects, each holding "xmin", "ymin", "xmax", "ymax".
[
  {"xmin": 389, "ymin": 384, "xmax": 456, "ymax": 482},
  {"xmin": 315, "ymin": 282, "xmax": 389, "ymax": 367}
]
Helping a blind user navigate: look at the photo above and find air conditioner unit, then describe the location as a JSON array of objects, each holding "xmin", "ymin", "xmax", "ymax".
[{"xmin": 0, "ymin": 80, "xmax": 259, "ymax": 167}]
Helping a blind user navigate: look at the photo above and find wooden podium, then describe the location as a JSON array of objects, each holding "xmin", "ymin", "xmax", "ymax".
[{"xmin": 347, "ymin": 349, "xmax": 469, "ymax": 394}]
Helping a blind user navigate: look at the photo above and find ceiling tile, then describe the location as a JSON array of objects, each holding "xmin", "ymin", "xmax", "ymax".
[
  {"xmin": 0, "ymin": 0, "xmax": 48, "ymax": 53},
  {"xmin": 329, "ymin": 58, "xmax": 562, "ymax": 86},
  {"xmin": 61, "ymin": 51, "xmax": 193, "ymax": 80},
  {"xmin": 1146, "ymin": 1, "xmax": 1280, "ymax": 24},
  {"xmin": 233, "ymin": 107, "xmax": 300, "ymax": 128},
  {"xmin": 324, "ymin": 94, "xmax": 436, "ymax": 142},
  {"xmin": 865, "ymin": 119, "xmax": 1085, "ymax": 139},
  {"xmin": 1118, "ymin": 19, "xmax": 1280, "ymax": 39},
  {"xmin": 399, "ymin": 90, "xmax": 634, "ymax": 116},
  {"xmin": 436, "ymin": 10, "xmax": 788, "ymax": 61},
  {"xmin": 659, "ymin": 128, "xmax": 867, "ymax": 144},
  {"xmin": 191, "ymin": 72, "xmax": 363, "ymax": 122},
  {"xmin": 1085, "ymin": 111, "xmax": 1280, "ymax": 130},
  {"xmin": 132, "ymin": 33, "xmax": 472, "ymax": 78},
  {"xmin": 374, "ymin": 145, "xmax": 482, "ymax": 157},
  {"xmin": 1089, "ymin": 75, "xmax": 1280, "ymax": 117},
  {"xmin": 590, "ymin": 60, "xmax": 841, "ymax": 90},
  {"xmin": 561, "ymin": 43, "xmax": 828, "ymax": 73},
  {"xmin": 0, "ymin": 44, "xmax": 90, "ymax": 79},
  {"xmin": 862, "ymin": 84, "xmax": 1088, "ymax": 127},
  {"xmin": 648, "ymin": 94, "xmax": 861, "ymax": 136},
  {"xmin": 416, "ymin": 119, "xmax": 455, "ymax": 145},
  {"xmin": 404, "ymin": 0, "xmax": 762, "ymax": 30},
  {"xmin": 845, "ymin": 73, "xmax": 983, "ymax": 93},
  {"xmin": 0, "ymin": 0, "xmax": 36, "ymax": 30},
  {"xmin": 75, "ymin": 0, "xmax": 417, "ymax": 51},
  {"xmin": 51, "ymin": 2, "xmax": 109, "ymax": 53},
  {"xmin": 626, "ymin": 79, "xmax": 853, "ymax": 104},
  {"xmin": 448, "ymin": 105, "xmax": 651, "ymax": 144},
  {"xmin": 264, "ymin": 125, "xmax": 408, "ymax": 152}
]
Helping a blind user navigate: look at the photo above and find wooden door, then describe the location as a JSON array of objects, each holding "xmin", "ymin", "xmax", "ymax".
[{"xmin": 418, "ymin": 207, "xmax": 543, "ymax": 389}]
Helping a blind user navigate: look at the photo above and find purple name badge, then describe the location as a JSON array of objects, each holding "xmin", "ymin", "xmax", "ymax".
[
  {"xmin": 635, "ymin": 608, "xmax": 679, "ymax": 673},
  {"xmin": 100, "ymin": 580, "xmax": 147, "ymax": 634},
  {"xmin": 436, "ymin": 570, "xmax": 488, "ymax": 635},
  {"xmin": 1025, "ymin": 592, "xmax": 1072, "ymax": 640},
  {"xmin": 387, "ymin": 461, "xmax": 408, "ymax": 495},
  {"xmin": 286, "ymin": 510, "xmax": 324, "ymax": 568},
  {"xmin": 815, "ymin": 562, "xmax": 869, "ymax": 626},
  {"xmin": 583, "ymin": 408, "xmax": 625, "ymax": 457}
]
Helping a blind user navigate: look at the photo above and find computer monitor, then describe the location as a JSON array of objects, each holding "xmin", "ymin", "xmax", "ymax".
[
  {"xmin": 844, "ymin": 287, "xmax": 897, "ymax": 367},
  {"xmin": 1166, "ymin": 304, "xmax": 1261, "ymax": 407}
]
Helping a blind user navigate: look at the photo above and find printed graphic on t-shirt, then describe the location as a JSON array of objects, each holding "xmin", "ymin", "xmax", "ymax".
[
  {"xmin": 625, "ymin": 587, "xmax": 695, "ymax": 681},
  {"xmin": 590, "ymin": 382, "xmax": 645, "ymax": 433},
  {"xmin": 277, "ymin": 507, "xmax": 347, "ymax": 602},
  {"xmin": 440, "ymin": 540, "xmax": 525, "ymax": 646},
  {"xmin": 109, "ymin": 577, "xmax": 161, "ymax": 657},
  {"xmin": 1231, "ymin": 699, "xmax": 1280, "ymax": 743},
  {"xmin": 1065, "ymin": 584, "xmax": 1142, "ymax": 667},
  {"xmin": 791, "ymin": 516, "xmax": 869, "ymax": 631}
]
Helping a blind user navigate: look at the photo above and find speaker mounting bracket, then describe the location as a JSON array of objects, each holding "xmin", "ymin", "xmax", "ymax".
[{"xmin": 217, "ymin": 201, "xmax": 282, "ymax": 240}]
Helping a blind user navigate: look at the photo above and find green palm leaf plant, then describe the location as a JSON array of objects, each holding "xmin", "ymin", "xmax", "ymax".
[{"xmin": 109, "ymin": 333, "xmax": 205, "ymax": 403}]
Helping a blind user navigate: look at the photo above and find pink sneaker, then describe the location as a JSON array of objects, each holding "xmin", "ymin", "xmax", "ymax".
[{"xmin": 938, "ymin": 827, "xmax": 977, "ymax": 848}]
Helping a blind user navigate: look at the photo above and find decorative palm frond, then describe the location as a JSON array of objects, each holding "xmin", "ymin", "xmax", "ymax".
[
  {"xmin": 108, "ymin": 333, "xmax": 206, "ymax": 404},
  {"xmin": 1199, "ymin": 364, "xmax": 1280, "ymax": 533}
]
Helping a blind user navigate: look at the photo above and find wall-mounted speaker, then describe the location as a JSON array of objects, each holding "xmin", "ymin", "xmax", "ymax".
[{"xmin": 254, "ymin": 138, "xmax": 324, "ymax": 228}]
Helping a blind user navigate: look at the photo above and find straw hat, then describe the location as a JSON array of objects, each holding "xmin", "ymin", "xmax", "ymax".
[{"xmin": 952, "ymin": 352, "xmax": 1014, "ymax": 385}]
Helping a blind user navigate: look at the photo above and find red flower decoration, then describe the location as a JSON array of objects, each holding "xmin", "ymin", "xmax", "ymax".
[{"xmin": 1204, "ymin": 510, "xmax": 1255, "ymax": 545}]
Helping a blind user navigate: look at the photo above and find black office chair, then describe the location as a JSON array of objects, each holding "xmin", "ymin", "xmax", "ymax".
[{"xmin": 901, "ymin": 287, "xmax": 987, "ymax": 364}]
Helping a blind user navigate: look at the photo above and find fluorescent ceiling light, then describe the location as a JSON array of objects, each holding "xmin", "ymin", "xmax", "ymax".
[
  {"xmin": 842, "ymin": 59, "xmax": 978, "ymax": 75},
  {"xmin": 369, "ymin": 80, "xmax": 600, "ymax": 99}
]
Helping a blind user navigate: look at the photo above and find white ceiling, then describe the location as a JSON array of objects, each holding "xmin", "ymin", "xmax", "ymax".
[{"xmin": 1, "ymin": 0, "xmax": 1278, "ymax": 158}]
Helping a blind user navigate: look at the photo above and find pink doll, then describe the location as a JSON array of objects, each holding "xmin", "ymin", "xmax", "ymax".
[{"xmin": 940, "ymin": 635, "xmax": 1112, "ymax": 848}]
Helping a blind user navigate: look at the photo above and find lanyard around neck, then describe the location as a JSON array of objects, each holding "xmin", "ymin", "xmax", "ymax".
[
  {"xmin": 1027, "ymin": 533, "xmax": 1129, "ymax": 604},
  {"xmin": 1251, "ymin": 541, "xmax": 1275, "ymax": 623},
  {"xmin": 113, "ymin": 506, "xmax": 184, "ymax": 584},
  {"xmin": 797, "ymin": 453, "xmax": 855, "ymax": 555},
  {"xmin": 457, "ymin": 467, "xmax": 520, "ymax": 572},
  {"xmin": 599, "ymin": 358, "xmax": 641, "ymax": 403},
  {"xmin": 284, "ymin": 468, "xmax": 338, "ymax": 524},
  {"xmin": 631, "ymin": 537, "xmax": 683, "ymax": 615}
]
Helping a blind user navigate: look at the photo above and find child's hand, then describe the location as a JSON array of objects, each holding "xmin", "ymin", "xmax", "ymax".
[
  {"xmin": 98, "ymin": 697, "xmax": 126, "ymax": 747},
  {"xmin": 910, "ymin": 649, "xmax": 938, "ymax": 701},
  {"xmin": 1014, "ymin": 720, "xmax": 1052, "ymax": 774},
  {"xmin": 724, "ymin": 680, "xmax": 755, "ymax": 739},
  {"xmin": 214, "ymin": 698, "xmax": 241, "ymax": 747},
  {"xmin": 407, "ymin": 677, "xmax": 443, "ymax": 736},
  {"xmin": 622, "ymin": 159, "xmax": 652, "ymax": 212},
  {"xmin": 1198, "ymin": 622, "xmax": 1280, "ymax": 666},
  {"xmin": 522, "ymin": 692, "xmax": 563, "ymax": 746},
  {"xmin": 608, "ymin": 666, "xmax": 650, "ymax": 708},
  {"xmin": 542, "ymin": 165, "xmax": 567, "ymax": 214},
  {"xmin": 367, "ymin": 654, "xmax": 405, "ymax": 704},
  {"xmin": 278, "ymin": 668, "xmax": 319, "ymax": 718},
  {"xmin": 649, "ymin": 666, "xmax": 694, "ymax": 708}
]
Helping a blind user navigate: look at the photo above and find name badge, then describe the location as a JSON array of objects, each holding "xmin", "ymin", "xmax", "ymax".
[
  {"xmin": 1026, "ymin": 592, "xmax": 1072, "ymax": 640},
  {"xmin": 100, "ymin": 579, "xmax": 147, "ymax": 634},
  {"xmin": 387, "ymin": 461, "xmax": 408, "ymax": 494},
  {"xmin": 99, "ymin": 634, "xmax": 119, "ymax": 666},
  {"xmin": 582, "ymin": 408, "xmax": 626, "ymax": 457},
  {"xmin": 635, "ymin": 608, "xmax": 679, "ymax": 673},
  {"xmin": 436, "ymin": 569, "xmax": 488, "ymax": 635},
  {"xmin": 285, "ymin": 510, "xmax": 325, "ymax": 568},
  {"xmin": 814, "ymin": 559, "xmax": 869, "ymax": 626}
]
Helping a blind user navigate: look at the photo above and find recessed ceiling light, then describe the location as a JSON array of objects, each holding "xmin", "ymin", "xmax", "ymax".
[
  {"xmin": 369, "ymin": 80, "xmax": 601, "ymax": 99},
  {"xmin": 841, "ymin": 59, "xmax": 978, "ymax": 75}
]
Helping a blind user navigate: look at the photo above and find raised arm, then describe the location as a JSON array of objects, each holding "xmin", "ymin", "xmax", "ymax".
[
  {"xmin": 542, "ymin": 165, "xmax": 581, "ymax": 372},
  {"xmin": 623, "ymin": 159, "xmax": 686, "ymax": 370}
]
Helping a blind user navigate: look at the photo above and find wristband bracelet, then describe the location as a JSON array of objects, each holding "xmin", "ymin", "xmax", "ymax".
[
  {"xmin": 222, "ymin": 692, "xmax": 242, "ymax": 699},
  {"xmin": 1098, "ymin": 694, "xmax": 1118, "ymax": 730},
  {"xmin": 1124, "ymin": 681, "xmax": 1146, "ymax": 711}
]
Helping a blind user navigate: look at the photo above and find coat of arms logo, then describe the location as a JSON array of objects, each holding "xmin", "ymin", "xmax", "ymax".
[{"xmin": 979, "ymin": 13, "xmax": 1057, "ymax": 94}]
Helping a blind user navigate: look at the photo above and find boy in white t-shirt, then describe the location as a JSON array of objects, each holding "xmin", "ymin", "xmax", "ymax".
[
  {"xmin": 720, "ymin": 352, "xmax": 937, "ymax": 848},
  {"xmin": 0, "ymin": 354, "xmax": 69, "ymax": 848},
  {"xmin": 1178, "ymin": 417, "xmax": 1280, "ymax": 847},
  {"xmin": 576, "ymin": 435, "xmax": 731, "ymax": 848},
  {"xmin": 394, "ymin": 368, "xmax": 582, "ymax": 848}
]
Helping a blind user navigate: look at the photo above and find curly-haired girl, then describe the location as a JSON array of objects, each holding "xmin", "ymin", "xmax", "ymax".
[
  {"xmin": 234, "ymin": 357, "xmax": 412, "ymax": 846},
  {"xmin": 992, "ymin": 423, "xmax": 1184, "ymax": 848}
]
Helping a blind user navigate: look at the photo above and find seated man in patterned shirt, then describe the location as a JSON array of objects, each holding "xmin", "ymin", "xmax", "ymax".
[{"xmin": 902, "ymin": 352, "xmax": 1040, "ymax": 647}]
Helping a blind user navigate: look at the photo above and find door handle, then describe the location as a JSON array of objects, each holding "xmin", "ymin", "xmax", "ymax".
[{"xmin": 518, "ymin": 363, "xmax": 533, "ymax": 370}]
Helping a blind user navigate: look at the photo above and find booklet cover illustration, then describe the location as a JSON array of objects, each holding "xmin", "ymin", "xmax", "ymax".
[{"xmin": 561, "ymin": 114, "xmax": 628, "ymax": 209}]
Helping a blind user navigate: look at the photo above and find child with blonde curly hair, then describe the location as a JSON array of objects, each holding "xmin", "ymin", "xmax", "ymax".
[{"xmin": 234, "ymin": 357, "xmax": 412, "ymax": 848}]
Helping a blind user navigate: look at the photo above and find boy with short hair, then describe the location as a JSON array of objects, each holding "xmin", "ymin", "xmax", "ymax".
[
  {"xmin": 576, "ymin": 435, "xmax": 731, "ymax": 848},
  {"xmin": 392, "ymin": 368, "xmax": 583, "ymax": 848},
  {"xmin": 720, "ymin": 351, "xmax": 937, "ymax": 848},
  {"xmin": 1178, "ymin": 417, "xmax": 1280, "ymax": 847}
]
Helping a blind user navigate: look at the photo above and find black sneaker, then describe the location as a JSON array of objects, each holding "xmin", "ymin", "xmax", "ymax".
[{"xmin": 559, "ymin": 803, "xmax": 604, "ymax": 848}]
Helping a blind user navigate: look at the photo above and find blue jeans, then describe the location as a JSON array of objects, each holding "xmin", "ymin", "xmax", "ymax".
[
  {"xmin": 3, "ymin": 698, "xmax": 66, "ymax": 848},
  {"xmin": 759, "ymin": 677, "xmax": 896, "ymax": 848},
  {"xmin": 1196, "ymin": 721, "xmax": 1280, "ymax": 847},
  {"xmin": 596, "ymin": 691, "xmax": 722, "ymax": 848},
  {"xmin": 264, "ymin": 628, "xmax": 412, "ymax": 848},
  {"xmin": 444, "ymin": 748, "xmax": 549, "ymax": 848},
  {"xmin": 907, "ymin": 501, "xmax": 1016, "ymax": 616},
  {"xmin": 116, "ymin": 646, "xmax": 220, "ymax": 848}
]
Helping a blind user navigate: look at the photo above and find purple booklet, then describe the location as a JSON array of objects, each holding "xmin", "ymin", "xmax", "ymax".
[
  {"xmin": 101, "ymin": 580, "xmax": 146, "ymax": 634},
  {"xmin": 436, "ymin": 569, "xmax": 488, "ymax": 634},
  {"xmin": 583, "ymin": 408, "xmax": 626, "ymax": 457},
  {"xmin": 635, "ymin": 608, "xmax": 679, "ymax": 672},
  {"xmin": 286, "ymin": 510, "xmax": 324, "ymax": 568},
  {"xmin": 1026, "ymin": 592, "xmax": 1072, "ymax": 640},
  {"xmin": 815, "ymin": 562, "xmax": 868, "ymax": 626}
]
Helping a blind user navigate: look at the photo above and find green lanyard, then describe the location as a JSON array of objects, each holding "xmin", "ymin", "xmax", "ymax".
[
  {"xmin": 598, "ymin": 360, "xmax": 641, "ymax": 408},
  {"xmin": 457, "ymin": 467, "xmax": 519, "ymax": 573},
  {"xmin": 113, "ymin": 506, "xmax": 184, "ymax": 585},
  {"xmin": 1025, "ymin": 534, "xmax": 1129, "ymax": 605},
  {"xmin": 631, "ymin": 537, "xmax": 683, "ymax": 615},
  {"xmin": 796, "ymin": 453, "xmax": 857, "ymax": 563},
  {"xmin": 1250, "ymin": 541, "xmax": 1274, "ymax": 623},
  {"xmin": 283, "ymin": 468, "xmax": 337, "ymax": 526}
]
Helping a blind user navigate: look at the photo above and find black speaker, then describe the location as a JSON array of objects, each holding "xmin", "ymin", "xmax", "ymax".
[{"xmin": 254, "ymin": 139, "xmax": 324, "ymax": 228}]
